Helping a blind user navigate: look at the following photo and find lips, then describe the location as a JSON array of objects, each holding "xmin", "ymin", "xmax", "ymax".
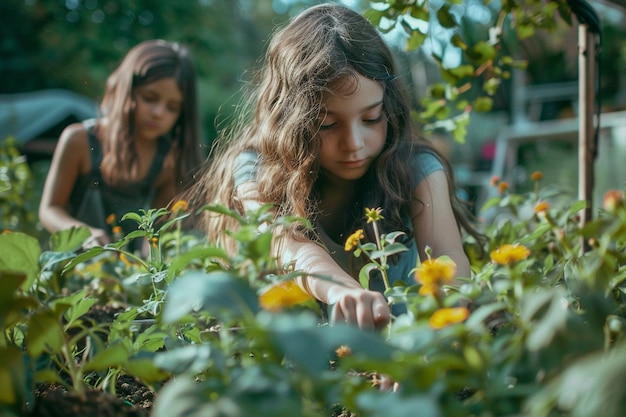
[{"xmin": 339, "ymin": 159, "xmax": 367, "ymax": 169}]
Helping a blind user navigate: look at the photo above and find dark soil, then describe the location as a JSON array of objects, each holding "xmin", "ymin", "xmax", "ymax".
[
  {"xmin": 29, "ymin": 377, "xmax": 153, "ymax": 417},
  {"xmin": 26, "ymin": 304, "xmax": 156, "ymax": 417}
]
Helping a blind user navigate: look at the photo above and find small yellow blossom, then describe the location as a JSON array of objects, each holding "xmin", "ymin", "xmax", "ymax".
[
  {"xmin": 259, "ymin": 280, "xmax": 315, "ymax": 312},
  {"xmin": 490, "ymin": 244, "xmax": 530, "ymax": 266},
  {"xmin": 418, "ymin": 282, "xmax": 440, "ymax": 297},
  {"xmin": 151, "ymin": 236, "xmax": 159, "ymax": 248},
  {"xmin": 530, "ymin": 171, "xmax": 543, "ymax": 181},
  {"xmin": 498, "ymin": 181, "xmax": 509, "ymax": 195},
  {"xmin": 344, "ymin": 229, "xmax": 364, "ymax": 252},
  {"xmin": 335, "ymin": 345, "xmax": 352, "ymax": 358},
  {"xmin": 414, "ymin": 257, "xmax": 456, "ymax": 287},
  {"xmin": 603, "ymin": 190, "xmax": 624, "ymax": 212},
  {"xmin": 171, "ymin": 199, "xmax": 189, "ymax": 212},
  {"xmin": 365, "ymin": 207, "xmax": 384, "ymax": 223},
  {"xmin": 120, "ymin": 253, "xmax": 133, "ymax": 267},
  {"xmin": 533, "ymin": 201, "xmax": 550, "ymax": 213},
  {"xmin": 106, "ymin": 214, "xmax": 116, "ymax": 225},
  {"xmin": 429, "ymin": 307, "xmax": 470, "ymax": 329}
]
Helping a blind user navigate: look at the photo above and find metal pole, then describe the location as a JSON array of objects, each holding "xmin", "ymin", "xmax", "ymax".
[{"xmin": 578, "ymin": 23, "xmax": 596, "ymax": 252}]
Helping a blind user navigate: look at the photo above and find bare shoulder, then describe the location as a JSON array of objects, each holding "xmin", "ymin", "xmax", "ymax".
[
  {"xmin": 53, "ymin": 122, "xmax": 91, "ymax": 173},
  {"xmin": 56, "ymin": 122, "xmax": 90, "ymax": 150}
]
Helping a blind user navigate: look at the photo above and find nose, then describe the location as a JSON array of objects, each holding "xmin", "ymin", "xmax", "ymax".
[
  {"xmin": 151, "ymin": 102, "xmax": 166, "ymax": 118},
  {"xmin": 341, "ymin": 123, "xmax": 364, "ymax": 151}
]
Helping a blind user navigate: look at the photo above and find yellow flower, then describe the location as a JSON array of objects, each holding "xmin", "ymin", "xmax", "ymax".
[
  {"xmin": 119, "ymin": 253, "xmax": 133, "ymax": 267},
  {"xmin": 259, "ymin": 280, "xmax": 315, "ymax": 312},
  {"xmin": 365, "ymin": 207, "xmax": 384, "ymax": 223},
  {"xmin": 418, "ymin": 282, "xmax": 440, "ymax": 297},
  {"xmin": 414, "ymin": 257, "xmax": 457, "ymax": 287},
  {"xmin": 151, "ymin": 236, "xmax": 159, "ymax": 248},
  {"xmin": 530, "ymin": 171, "xmax": 543, "ymax": 181},
  {"xmin": 335, "ymin": 345, "xmax": 352, "ymax": 358},
  {"xmin": 533, "ymin": 201, "xmax": 550, "ymax": 213},
  {"xmin": 429, "ymin": 307, "xmax": 470, "ymax": 329},
  {"xmin": 490, "ymin": 244, "xmax": 530, "ymax": 266},
  {"xmin": 171, "ymin": 199, "xmax": 189, "ymax": 212},
  {"xmin": 106, "ymin": 214, "xmax": 116, "ymax": 225},
  {"xmin": 344, "ymin": 229, "xmax": 364, "ymax": 252},
  {"xmin": 603, "ymin": 190, "xmax": 624, "ymax": 212}
]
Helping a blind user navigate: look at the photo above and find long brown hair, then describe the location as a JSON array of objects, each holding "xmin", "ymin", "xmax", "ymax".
[
  {"xmin": 188, "ymin": 4, "xmax": 482, "ymax": 251},
  {"xmin": 99, "ymin": 39, "xmax": 202, "ymax": 189}
]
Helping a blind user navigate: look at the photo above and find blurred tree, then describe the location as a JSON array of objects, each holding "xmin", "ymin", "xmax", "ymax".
[{"xmin": 0, "ymin": 0, "xmax": 301, "ymax": 146}]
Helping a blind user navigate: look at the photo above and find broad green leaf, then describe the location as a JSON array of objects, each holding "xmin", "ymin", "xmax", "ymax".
[
  {"xmin": 48, "ymin": 226, "xmax": 90, "ymax": 252},
  {"xmin": 163, "ymin": 270, "xmax": 259, "ymax": 323},
  {"xmin": 27, "ymin": 310, "xmax": 65, "ymax": 356},
  {"xmin": 125, "ymin": 357, "xmax": 171, "ymax": 383},
  {"xmin": 83, "ymin": 342, "xmax": 130, "ymax": 371},
  {"xmin": 0, "ymin": 233, "xmax": 40, "ymax": 291}
]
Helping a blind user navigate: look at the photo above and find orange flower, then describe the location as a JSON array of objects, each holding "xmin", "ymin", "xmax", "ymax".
[
  {"xmin": 603, "ymin": 190, "xmax": 624, "ymax": 212},
  {"xmin": 344, "ymin": 229, "xmax": 364, "ymax": 252},
  {"xmin": 429, "ymin": 307, "xmax": 470, "ymax": 329},
  {"xmin": 171, "ymin": 199, "xmax": 189, "ymax": 212},
  {"xmin": 490, "ymin": 175, "xmax": 500, "ymax": 187},
  {"xmin": 106, "ymin": 214, "xmax": 116, "ymax": 225},
  {"xmin": 414, "ymin": 257, "xmax": 456, "ymax": 287},
  {"xmin": 498, "ymin": 181, "xmax": 509, "ymax": 194},
  {"xmin": 335, "ymin": 345, "xmax": 352, "ymax": 358},
  {"xmin": 533, "ymin": 201, "xmax": 550, "ymax": 213},
  {"xmin": 530, "ymin": 171, "xmax": 543, "ymax": 181},
  {"xmin": 490, "ymin": 244, "xmax": 530, "ymax": 266},
  {"xmin": 112, "ymin": 226, "xmax": 123, "ymax": 235},
  {"xmin": 259, "ymin": 280, "xmax": 315, "ymax": 312}
]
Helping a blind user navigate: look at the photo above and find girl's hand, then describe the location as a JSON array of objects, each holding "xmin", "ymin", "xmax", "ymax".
[
  {"xmin": 83, "ymin": 228, "xmax": 111, "ymax": 249},
  {"xmin": 328, "ymin": 286, "xmax": 390, "ymax": 330}
]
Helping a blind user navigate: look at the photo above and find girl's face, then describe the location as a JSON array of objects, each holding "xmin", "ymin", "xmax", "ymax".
[
  {"xmin": 317, "ymin": 74, "xmax": 387, "ymax": 182},
  {"xmin": 132, "ymin": 77, "xmax": 183, "ymax": 142}
]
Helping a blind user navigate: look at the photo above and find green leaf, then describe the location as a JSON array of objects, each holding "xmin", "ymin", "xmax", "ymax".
[
  {"xmin": 83, "ymin": 343, "xmax": 130, "ymax": 371},
  {"xmin": 436, "ymin": 4, "xmax": 457, "ymax": 28},
  {"xmin": 27, "ymin": 310, "xmax": 65, "ymax": 356},
  {"xmin": 262, "ymin": 312, "xmax": 393, "ymax": 376},
  {"xmin": 406, "ymin": 29, "xmax": 427, "ymax": 51},
  {"xmin": 163, "ymin": 270, "xmax": 259, "ymax": 323},
  {"xmin": 472, "ymin": 96, "xmax": 493, "ymax": 112},
  {"xmin": 125, "ymin": 357, "xmax": 171, "ymax": 384},
  {"xmin": 450, "ymin": 34, "xmax": 467, "ymax": 50},
  {"xmin": 467, "ymin": 41, "xmax": 497, "ymax": 63},
  {"xmin": 0, "ymin": 346, "xmax": 24, "ymax": 405},
  {"xmin": 0, "ymin": 232, "xmax": 41, "ymax": 291},
  {"xmin": 359, "ymin": 263, "xmax": 379, "ymax": 289},
  {"xmin": 48, "ymin": 227, "xmax": 90, "ymax": 252}
]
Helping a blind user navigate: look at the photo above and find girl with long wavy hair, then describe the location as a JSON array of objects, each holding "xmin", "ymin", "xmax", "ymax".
[
  {"xmin": 189, "ymin": 4, "xmax": 481, "ymax": 329},
  {"xmin": 40, "ymin": 39, "xmax": 203, "ymax": 251}
]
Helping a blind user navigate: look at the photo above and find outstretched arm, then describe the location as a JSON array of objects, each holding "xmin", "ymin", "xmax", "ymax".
[
  {"xmin": 38, "ymin": 123, "xmax": 111, "ymax": 247},
  {"xmin": 237, "ymin": 180, "xmax": 390, "ymax": 329}
]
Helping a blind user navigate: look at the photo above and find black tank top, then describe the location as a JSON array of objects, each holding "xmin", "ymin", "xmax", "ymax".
[{"xmin": 68, "ymin": 121, "xmax": 172, "ymax": 238}]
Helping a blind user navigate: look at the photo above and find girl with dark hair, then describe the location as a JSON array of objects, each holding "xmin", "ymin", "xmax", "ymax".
[
  {"xmin": 188, "ymin": 4, "xmax": 481, "ymax": 329},
  {"xmin": 40, "ymin": 39, "xmax": 203, "ymax": 251}
]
